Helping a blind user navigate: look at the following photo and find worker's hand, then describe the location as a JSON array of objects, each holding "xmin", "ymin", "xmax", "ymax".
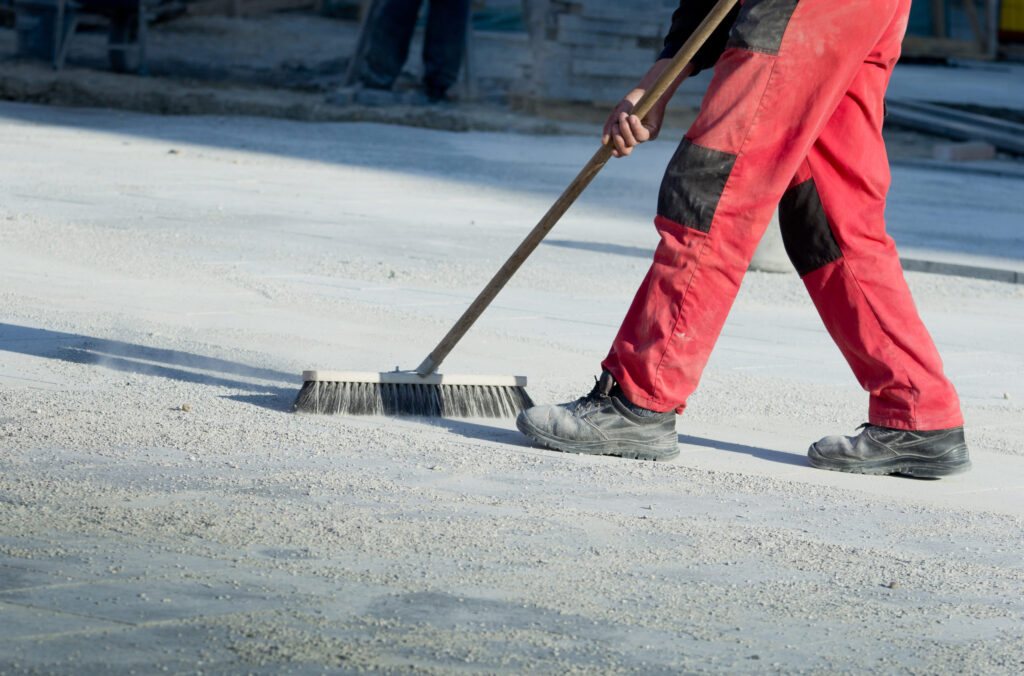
[
  {"xmin": 602, "ymin": 89, "xmax": 664, "ymax": 158},
  {"xmin": 601, "ymin": 58, "xmax": 694, "ymax": 158}
]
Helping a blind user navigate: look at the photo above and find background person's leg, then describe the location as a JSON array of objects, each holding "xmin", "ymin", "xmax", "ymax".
[
  {"xmin": 359, "ymin": 0, "xmax": 424, "ymax": 90},
  {"xmin": 422, "ymin": 0, "xmax": 471, "ymax": 98},
  {"xmin": 603, "ymin": 0, "xmax": 909, "ymax": 414}
]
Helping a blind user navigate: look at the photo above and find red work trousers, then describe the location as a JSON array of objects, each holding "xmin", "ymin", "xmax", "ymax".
[{"xmin": 603, "ymin": 0, "xmax": 963, "ymax": 430}]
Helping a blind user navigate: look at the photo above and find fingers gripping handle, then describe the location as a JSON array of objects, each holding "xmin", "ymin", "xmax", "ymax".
[{"xmin": 416, "ymin": 0, "xmax": 740, "ymax": 377}]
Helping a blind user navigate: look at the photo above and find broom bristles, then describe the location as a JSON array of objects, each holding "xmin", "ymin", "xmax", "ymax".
[{"xmin": 292, "ymin": 371, "xmax": 534, "ymax": 418}]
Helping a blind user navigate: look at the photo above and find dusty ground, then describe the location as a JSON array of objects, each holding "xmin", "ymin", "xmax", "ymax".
[
  {"xmin": 1, "ymin": 10, "xmax": 1024, "ymax": 676},
  {"xmin": 0, "ymin": 97, "xmax": 1022, "ymax": 674}
]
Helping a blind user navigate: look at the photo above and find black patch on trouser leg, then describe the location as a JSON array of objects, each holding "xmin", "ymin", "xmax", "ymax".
[
  {"xmin": 726, "ymin": 0, "xmax": 802, "ymax": 54},
  {"xmin": 658, "ymin": 139, "xmax": 738, "ymax": 233},
  {"xmin": 779, "ymin": 177, "xmax": 842, "ymax": 276}
]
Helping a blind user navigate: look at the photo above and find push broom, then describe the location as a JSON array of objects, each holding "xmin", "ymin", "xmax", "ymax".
[{"xmin": 293, "ymin": 0, "xmax": 739, "ymax": 418}]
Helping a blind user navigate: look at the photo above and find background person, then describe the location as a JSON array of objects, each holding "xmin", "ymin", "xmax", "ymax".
[{"xmin": 354, "ymin": 0, "xmax": 472, "ymax": 103}]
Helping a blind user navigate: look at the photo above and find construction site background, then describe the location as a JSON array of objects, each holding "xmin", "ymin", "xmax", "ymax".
[{"xmin": 1, "ymin": 1, "xmax": 1023, "ymax": 109}]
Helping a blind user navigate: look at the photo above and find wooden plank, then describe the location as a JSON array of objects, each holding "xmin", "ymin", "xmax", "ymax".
[
  {"xmin": 184, "ymin": 0, "xmax": 235, "ymax": 16},
  {"xmin": 571, "ymin": 56, "xmax": 661, "ymax": 78},
  {"xmin": 895, "ymin": 100, "xmax": 1023, "ymax": 137},
  {"xmin": 901, "ymin": 34, "xmax": 988, "ymax": 59},
  {"xmin": 962, "ymin": 0, "xmax": 986, "ymax": 48},
  {"xmin": 184, "ymin": 0, "xmax": 318, "ymax": 17},
  {"xmin": 241, "ymin": 0, "xmax": 317, "ymax": 15},
  {"xmin": 239, "ymin": 0, "xmax": 317, "ymax": 16},
  {"xmin": 886, "ymin": 100, "xmax": 1024, "ymax": 156},
  {"xmin": 557, "ymin": 14, "xmax": 664, "ymax": 38}
]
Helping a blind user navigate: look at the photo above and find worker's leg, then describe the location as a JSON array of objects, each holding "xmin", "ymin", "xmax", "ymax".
[
  {"xmin": 780, "ymin": 75, "xmax": 963, "ymax": 431},
  {"xmin": 422, "ymin": 0, "xmax": 471, "ymax": 97},
  {"xmin": 359, "ymin": 0, "xmax": 423, "ymax": 89},
  {"xmin": 603, "ymin": 0, "xmax": 911, "ymax": 413},
  {"xmin": 781, "ymin": 3, "xmax": 969, "ymax": 475}
]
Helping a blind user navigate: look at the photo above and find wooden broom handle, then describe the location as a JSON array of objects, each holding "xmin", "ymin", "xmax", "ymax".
[{"xmin": 416, "ymin": 0, "xmax": 739, "ymax": 376}]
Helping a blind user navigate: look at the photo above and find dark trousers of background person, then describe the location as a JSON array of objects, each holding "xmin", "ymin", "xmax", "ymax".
[{"xmin": 359, "ymin": 0, "xmax": 472, "ymax": 98}]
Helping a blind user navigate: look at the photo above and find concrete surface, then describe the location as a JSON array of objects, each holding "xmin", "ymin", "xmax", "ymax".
[
  {"xmin": 0, "ymin": 95, "xmax": 1022, "ymax": 674},
  {"xmin": 1, "ymin": 11, "xmax": 1024, "ymax": 675}
]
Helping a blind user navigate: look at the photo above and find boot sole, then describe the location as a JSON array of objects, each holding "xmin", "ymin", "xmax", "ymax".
[
  {"xmin": 807, "ymin": 443, "xmax": 971, "ymax": 478},
  {"xmin": 516, "ymin": 416, "xmax": 678, "ymax": 461}
]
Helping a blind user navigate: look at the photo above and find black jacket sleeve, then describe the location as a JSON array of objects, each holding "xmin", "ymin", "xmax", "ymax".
[{"xmin": 659, "ymin": 0, "xmax": 741, "ymax": 74}]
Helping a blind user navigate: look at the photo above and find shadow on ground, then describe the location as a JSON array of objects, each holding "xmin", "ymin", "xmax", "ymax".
[
  {"xmin": 427, "ymin": 417, "xmax": 530, "ymax": 447},
  {"xmin": 424, "ymin": 416, "xmax": 813, "ymax": 471},
  {"xmin": 677, "ymin": 433, "xmax": 808, "ymax": 468},
  {"xmin": 0, "ymin": 323, "xmax": 297, "ymax": 405},
  {"xmin": 0, "ymin": 98, "xmax": 598, "ymax": 199}
]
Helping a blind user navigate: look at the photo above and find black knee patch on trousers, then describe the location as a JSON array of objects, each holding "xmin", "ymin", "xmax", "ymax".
[
  {"xmin": 779, "ymin": 178, "xmax": 842, "ymax": 276},
  {"xmin": 658, "ymin": 139, "xmax": 737, "ymax": 233},
  {"xmin": 726, "ymin": 0, "xmax": 802, "ymax": 54}
]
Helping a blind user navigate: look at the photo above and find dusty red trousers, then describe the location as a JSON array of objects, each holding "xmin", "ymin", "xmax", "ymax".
[{"xmin": 603, "ymin": 0, "xmax": 963, "ymax": 430}]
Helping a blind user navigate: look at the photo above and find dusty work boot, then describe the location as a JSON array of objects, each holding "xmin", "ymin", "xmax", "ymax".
[
  {"xmin": 516, "ymin": 371, "xmax": 678, "ymax": 461},
  {"xmin": 808, "ymin": 424, "xmax": 971, "ymax": 478}
]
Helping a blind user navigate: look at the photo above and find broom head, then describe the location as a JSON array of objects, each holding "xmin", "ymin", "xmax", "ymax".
[{"xmin": 293, "ymin": 370, "xmax": 534, "ymax": 418}]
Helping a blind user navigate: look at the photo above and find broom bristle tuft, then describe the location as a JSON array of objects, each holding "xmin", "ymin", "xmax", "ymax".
[{"xmin": 293, "ymin": 378, "xmax": 534, "ymax": 418}]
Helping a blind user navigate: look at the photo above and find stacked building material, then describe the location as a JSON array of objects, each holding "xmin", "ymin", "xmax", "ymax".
[{"xmin": 516, "ymin": 0, "xmax": 676, "ymax": 107}]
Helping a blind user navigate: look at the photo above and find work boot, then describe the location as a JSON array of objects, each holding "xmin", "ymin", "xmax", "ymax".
[
  {"xmin": 516, "ymin": 371, "xmax": 678, "ymax": 461},
  {"xmin": 808, "ymin": 424, "xmax": 971, "ymax": 478}
]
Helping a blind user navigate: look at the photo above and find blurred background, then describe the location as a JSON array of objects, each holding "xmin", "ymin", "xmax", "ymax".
[{"xmin": 0, "ymin": 0, "xmax": 1021, "ymax": 109}]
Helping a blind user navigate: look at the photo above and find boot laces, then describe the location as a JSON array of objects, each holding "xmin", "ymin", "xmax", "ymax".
[{"xmin": 571, "ymin": 375, "xmax": 611, "ymax": 414}]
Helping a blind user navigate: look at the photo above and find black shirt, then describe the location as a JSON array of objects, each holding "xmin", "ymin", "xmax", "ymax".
[{"xmin": 659, "ymin": 0, "xmax": 742, "ymax": 73}]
